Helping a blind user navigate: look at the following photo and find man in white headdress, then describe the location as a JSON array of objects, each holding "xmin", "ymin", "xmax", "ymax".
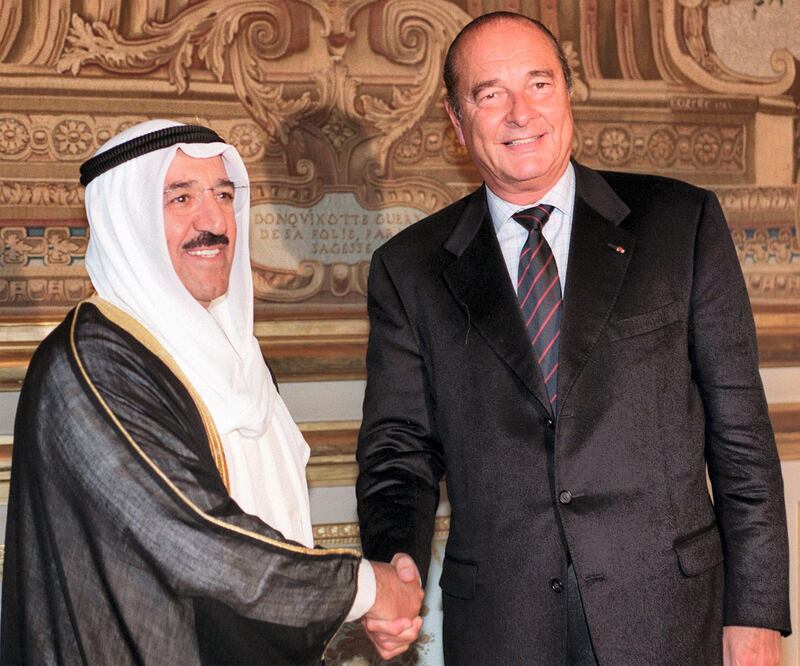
[{"xmin": 1, "ymin": 120, "xmax": 423, "ymax": 665}]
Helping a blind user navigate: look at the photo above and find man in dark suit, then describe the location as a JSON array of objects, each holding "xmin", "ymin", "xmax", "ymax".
[{"xmin": 356, "ymin": 11, "xmax": 790, "ymax": 665}]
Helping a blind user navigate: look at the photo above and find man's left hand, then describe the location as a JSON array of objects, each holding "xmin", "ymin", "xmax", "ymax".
[{"xmin": 723, "ymin": 626, "xmax": 781, "ymax": 666}]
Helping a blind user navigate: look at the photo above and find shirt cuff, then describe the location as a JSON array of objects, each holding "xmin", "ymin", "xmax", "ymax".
[{"xmin": 345, "ymin": 559, "xmax": 376, "ymax": 622}]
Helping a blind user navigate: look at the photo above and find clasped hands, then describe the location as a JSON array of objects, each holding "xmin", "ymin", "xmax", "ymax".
[{"xmin": 362, "ymin": 553, "xmax": 425, "ymax": 660}]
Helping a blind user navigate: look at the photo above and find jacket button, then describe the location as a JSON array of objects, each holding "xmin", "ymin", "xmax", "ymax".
[
  {"xmin": 541, "ymin": 416, "xmax": 554, "ymax": 429},
  {"xmin": 558, "ymin": 490, "xmax": 573, "ymax": 504},
  {"xmin": 550, "ymin": 578, "xmax": 564, "ymax": 593}
]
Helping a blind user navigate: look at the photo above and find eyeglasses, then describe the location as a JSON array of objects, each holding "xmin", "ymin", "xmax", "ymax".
[{"xmin": 163, "ymin": 181, "xmax": 248, "ymax": 216}]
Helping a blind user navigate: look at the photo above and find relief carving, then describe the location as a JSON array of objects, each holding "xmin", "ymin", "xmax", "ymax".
[
  {"xmin": 52, "ymin": 119, "xmax": 94, "ymax": 159},
  {"xmin": 47, "ymin": 1, "xmax": 471, "ymax": 306},
  {"xmin": 57, "ymin": 2, "xmax": 310, "ymax": 146},
  {"xmin": 56, "ymin": 0, "xmax": 466, "ymax": 175},
  {"xmin": 574, "ymin": 121, "xmax": 744, "ymax": 173},
  {"xmin": 43, "ymin": 228, "xmax": 88, "ymax": 265},
  {"xmin": 0, "ymin": 278, "xmax": 94, "ymax": 305},
  {"xmin": 0, "ymin": 114, "xmax": 156, "ymax": 166},
  {"xmin": 562, "ymin": 41, "xmax": 589, "ymax": 103},
  {"xmin": 659, "ymin": 0, "xmax": 796, "ymax": 95},
  {"xmin": 745, "ymin": 271, "xmax": 800, "ymax": 303},
  {"xmin": 356, "ymin": 0, "xmax": 469, "ymax": 167},
  {"xmin": 0, "ymin": 0, "xmax": 796, "ymax": 367},
  {"xmin": 0, "ymin": 181, "xmax": 84, "ymax": 207},
  {"xmin": 0, "ymin": 117, "xmax": 30, "ymax": 159},
  {"xmin": 252, "ymin": 263, "xmax": 325, "ymax": 303},
  {"xmin": 734, "ymin": 227, "xmax": 798, "ymax": 268},
  {"xmin": 1, "ymin": 229, "xmax": 46, "ymax": 265},
  {"xmin": 716, "ymin": 186, "xmax": 796, "ymax": 224},
  {"xmin": 0, "ymin": 227, "xmax": 86, "ymax": 268}
]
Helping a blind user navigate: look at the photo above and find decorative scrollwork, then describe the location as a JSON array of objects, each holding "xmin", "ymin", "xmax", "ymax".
[
  {"xmin": 659, "ymin": 0, "xmax": 796, "ymax": 95},
  {"xmin": 0, "ymin": 117, "xmax": 30, "ymax": 158},
  {"xmin": 0, "ymin": 277, "xmax": 94, "ymax": 306},
  {"xmin": 1, "ymin": 228, "xmax": 46, "ymax": 265},
  {"xmin": 716, "ymin": 187, "xmax": 796, "ymax": 224},
  {"xmin": 44, "ymin": 228, "xmax": 89, "ymax": 265},
  {"xmin": 57, "ymin": 2, "xmax": 309, "ymax": 145},
  {"xmin": 251, "ymin": 262, "xmax": 325, "ymax": 302},
  {"xmin": 52, "ymin": 119, "xmax": 94, "ymax": 158},
  {"xmin": 647, "ymin": 128, "xmax": 678, "ymax": 167},
  {"xmin": 249, "ymin": 166, "xmax": 323, "ymax": 207},
  {"xmin": 598, "ymin": 127, "xmax": 633, "ymax": 165},
  {"xmin": 358, "ymin": 173, "xmax": 455, "ymax": 217},
  {"xmin": 356, "ymin": 0, "xmax": 466, "ymax": 171},
  {"xmin": 732, "ymin": 226, "xmax": 798, "ymax": 266},
  {"xmin": 393, "ymin": 127, "xmax": 424, "ymax": 164},
  {"xmin": 58, "ymin": 1, "xmax": 277, "ymax": 87},
  {"xmin": 320, "ymin": 107, "xmax": 358, "ymax": 150},
  {"xmin": 294, "ymin": 0, "xmax": 373, "ymax": 58},
  {"xmin": 744, "ymin": 270, "xmax": 800, "ymax": 303},
  {"xmin": 330, "ymin": 263, "xmax": 366, "ymax": 298},
  {"xmin": 56, "ymin": 0, "xmax": 468, "ymax": 178},
  {"xmin": 0, "ymin": 227, "xmax": 88, "ymax": 266},
  {"xmin": 576, "ymin": 120, "xmax": 744, "ymax": 173},
  {"xmin": 251, "ymin": 259, "xmax": 368, "ymax": 303},
  {"xmin": 0, "ymin": 182, "xmax": 84, "ymax": 207},
  {"xmin": 562, "ymin": 41, "xmax": 589, "ymax": 102},
  {"xmin": 228, "ymin": 122, "xmax": 265, "ymax": 159}
]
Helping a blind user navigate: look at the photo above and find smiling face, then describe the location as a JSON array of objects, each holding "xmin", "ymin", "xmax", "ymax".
[
  {"xmin": 163, "ymin": 151, "xmax": 237, "ymax": 308},
  {"xmin": 445, "ymin": 18, "xmax": 574, "ymax": 204}
]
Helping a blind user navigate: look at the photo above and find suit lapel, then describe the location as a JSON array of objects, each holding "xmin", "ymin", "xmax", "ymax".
[
  {"xmin": 557, "ymin": 163, "xmax": 635, "ymax": 417},
  {"xmin": 443, "ymin": 189, "xmax": 551, "ymax": 412}
]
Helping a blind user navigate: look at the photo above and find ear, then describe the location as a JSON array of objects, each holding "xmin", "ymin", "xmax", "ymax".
[{"xmin": 444, "ymin": 99, "xmax": 466, "ymax": 146}]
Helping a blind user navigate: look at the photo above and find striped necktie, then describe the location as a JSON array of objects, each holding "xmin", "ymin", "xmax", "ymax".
[{"xmin": 513, "ymin": 205, "xmax": 560, "ymax": 414}]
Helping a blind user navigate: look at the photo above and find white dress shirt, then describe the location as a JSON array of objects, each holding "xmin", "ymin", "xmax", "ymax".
[{"xmin": 486, "ymin": 162, "xmax": 576, "ymax": 290}]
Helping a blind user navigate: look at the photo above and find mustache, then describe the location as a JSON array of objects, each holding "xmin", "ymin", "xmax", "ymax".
[{"xmin": 182, "ymin": 231, "xmax": 230, "ymax": 251}]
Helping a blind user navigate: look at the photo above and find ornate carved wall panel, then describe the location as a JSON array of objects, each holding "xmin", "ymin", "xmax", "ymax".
[{"xmin": 0, "ymin": 0, "xmax": 798, "ymax": 385}]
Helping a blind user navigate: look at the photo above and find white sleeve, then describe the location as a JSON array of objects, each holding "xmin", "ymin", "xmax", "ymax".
[{"xmin": 345, "ymin": 559, "xmax": 376, "ymax": 621}]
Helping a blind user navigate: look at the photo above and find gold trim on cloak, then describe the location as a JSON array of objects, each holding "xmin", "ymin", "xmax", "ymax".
[
  {"xmin": 70, "ymin": 296, "xmax": 359, "ymax": 559},
  {"xmin": 87, "ymin": 295, "xmax": 230, "ymax": 491}
]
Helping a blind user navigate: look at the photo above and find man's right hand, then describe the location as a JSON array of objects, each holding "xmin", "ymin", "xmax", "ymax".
[{"xmin": 362, "ymin": 553, "xmax": 424, "ymax": 660}]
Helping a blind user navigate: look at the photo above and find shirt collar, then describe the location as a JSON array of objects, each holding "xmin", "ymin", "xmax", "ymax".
[{"xmin": 486, "ymin": 161, "xmax": 576, "ymax": 234}]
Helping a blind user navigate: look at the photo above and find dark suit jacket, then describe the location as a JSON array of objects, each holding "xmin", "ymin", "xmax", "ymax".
[{"xmin": 356, "ymin": 162, "xmax": 790, "ymax": 664}]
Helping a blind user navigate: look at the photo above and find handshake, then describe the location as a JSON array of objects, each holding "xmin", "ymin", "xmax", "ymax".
[{"xmin": 362, "ymin": 553, "xmax": 425, "ymax": 660}]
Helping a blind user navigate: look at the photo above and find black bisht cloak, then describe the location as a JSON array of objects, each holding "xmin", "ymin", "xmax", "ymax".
[{"xmin": 2, "ymin": 298, "xmax": 361, "ymax": 665}]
